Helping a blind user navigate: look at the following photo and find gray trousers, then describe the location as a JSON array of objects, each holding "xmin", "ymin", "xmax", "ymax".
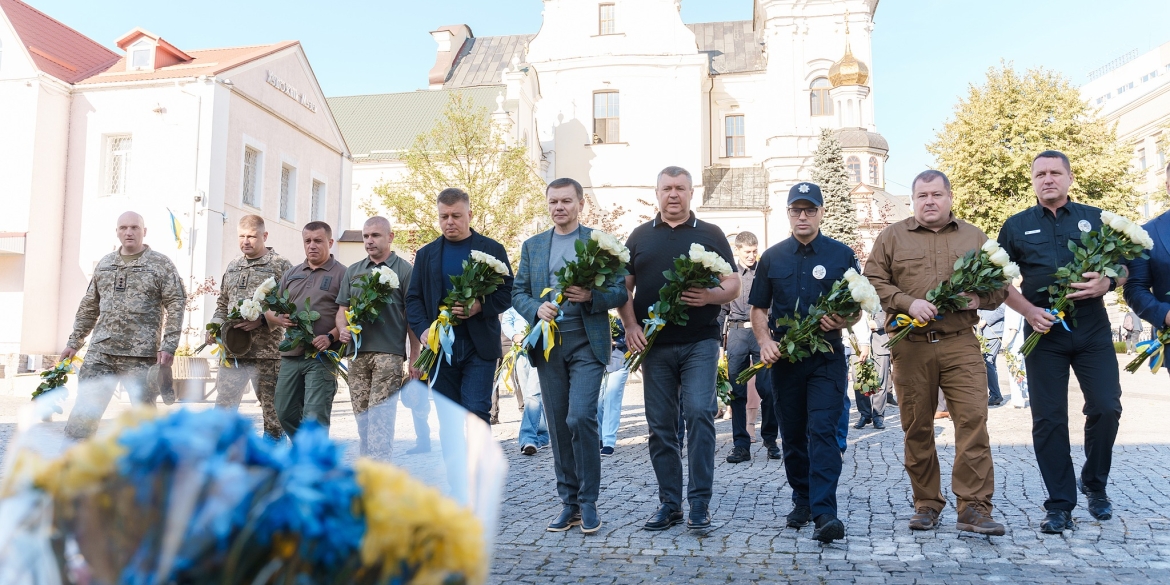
[
  {"xmin": 642, "ymin": 339, "xmax": 719, "ymax": 510},
  {"xmin": 533, "ymin": 329, "xmax": 606, "ymax": 506}
]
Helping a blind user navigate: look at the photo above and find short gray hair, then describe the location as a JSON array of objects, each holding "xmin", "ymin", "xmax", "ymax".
[
  {"xmin": 364, "ymin": 216, "xmax": 392, "ymax": 234},
  {"xmin": 912, "ymin": 169, "xmax": 951, "ymax": 192},
  {"xmin": 657, "ymin": 166, "xmax": 693, "ymax": 186},
  {"xmin": 437, "ymin": 188, "xmax": 470, "ymax": 206}
]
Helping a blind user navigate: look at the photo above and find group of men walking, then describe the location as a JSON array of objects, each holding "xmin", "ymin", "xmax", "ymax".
[{"xmin": 60, "ymin": 148, "xmax": 1151, "ymax": 543}]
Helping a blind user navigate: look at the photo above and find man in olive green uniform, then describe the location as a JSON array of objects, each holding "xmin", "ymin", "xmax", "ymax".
[
  {"xmin": 336, "ymin": 216, "xmax": 420, "ymax": 459},
  {"xmin": 209, "ymin": 214, "xmax": 292, "ymax": 439},
  {"xmin": 62, "ymin": 211, "xmax": 186, "ymax": 439},
  {"xmin": 268, "ymin": 221, "xmax": 346, "ymax": 437}
]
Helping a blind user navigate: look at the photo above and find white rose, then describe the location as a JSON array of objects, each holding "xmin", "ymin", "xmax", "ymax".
[
  {"xmin": 1106, "ymin": 213, "xmax": 1128, "ymax": 232},
  {"xmin": 1100, "ymin": 210, "xmax": 1118, "ymax": 227},
  {"xmin": 377, "ymin": 267, "xmax": 400, "ymax": 288},
  {"xmin": 1003, "ymin": 262, "xmax": 1021, "ymax": 280},
  {"xmin": 253, "ymin": 276, "xmax": 278, "ymax": 303},
  {"xmin": 689, "ymin": 243, "xmax": 707, "ymax": 264},
  {"xmin": 989, "ymin": 248, "xmax": 1011, "ymax": 266},
  {"xmin": 238, "ymin": 299, "xmax": 262, "ymax": 321},
  {"xmin": 981, "ymin": 240, "xmax": 1001, "ymax": 254},
  {"xmin": 843, "ymin": 268, "xmax": 861, "ymax": 284}
]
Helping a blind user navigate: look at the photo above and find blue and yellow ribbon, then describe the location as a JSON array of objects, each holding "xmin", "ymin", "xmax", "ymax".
[
  {"xmin": 344, "ymin": 309, "xmax": 363, "ymax": 358},
  {"xmin": 641, "ymin": 308, "xmax": 667, "ymax": 338},
  {"xmin": 1046, "ymin": 309, "xmax": 1071, "ymax": 332},
  {"xmin": 421, "ymin": 307, "xmax": 456, "ymax": 386},
  {"xmin": 524, "ymin": 288, "xmax": 563, "ymax": 360},
  {"xmin": 889, "ymin": 313, "xmax": 931, "ymax": 331},
  {"xmin": 1136, "ymin": 338, "xmax": 1165, "ymax": 374}
]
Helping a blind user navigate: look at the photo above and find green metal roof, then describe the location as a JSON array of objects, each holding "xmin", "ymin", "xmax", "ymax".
[{"xmin": 326, "ymin": 86, "xmax": 504, "ymax": 160}]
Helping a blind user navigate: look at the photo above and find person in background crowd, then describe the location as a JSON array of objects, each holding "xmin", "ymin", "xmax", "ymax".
[
  {"xmin": 502, "ymin": 306, "xmax": 548, "ymax": 455},
  {"xmin": 1124, "ymin": 161, "xmax": 1170, "ymax": 372},
  {"xmin": 978, "ymin": 305, "xmax": 1006, "ymax": 406},
  {"xmin": 1002, "ymin": 281, "xmax": 1030, "ymax": 409},
  {"xmin": 1121, "ymin": 309, "xmax": 1142, "ymax": 355},
  {"xmin": 598, "ymin": 314, "xmax": 629, "ymax": 456},
  {"xmin": 854, "ymin": 309, "xmax": 892, "ymax": 429}
]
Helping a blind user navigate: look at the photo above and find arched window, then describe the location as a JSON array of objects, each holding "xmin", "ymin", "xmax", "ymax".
[
  {"xmin": 846, "ymin": 156, "xmax": 861, "ymax": 184},
  {"xmin": 868, "ymin": 157, "xmax": 879, "ymax": 185},
  {"xmin": 810, "ymin": 77, "xmax": 833, "ymax": 117}
]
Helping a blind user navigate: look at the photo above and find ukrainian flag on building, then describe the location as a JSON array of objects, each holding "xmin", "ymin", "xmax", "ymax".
[{"xmin": 167, "ymin": 208, "xmax": 183, "ymax": 249}]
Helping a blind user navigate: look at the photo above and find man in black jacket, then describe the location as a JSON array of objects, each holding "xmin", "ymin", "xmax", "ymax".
[{"xmin": 405, "ymin": 188, "xmax": 514, "ymax": 425}]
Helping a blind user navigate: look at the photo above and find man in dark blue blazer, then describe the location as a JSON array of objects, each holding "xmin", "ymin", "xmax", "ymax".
[
  {"xmin": 405, "ymin": 188, "xmax": 513, "ymax": 425},
  {"xmin": 1124, "ymin": 166, "xmax": 1170, "ymax": 371},
  {"xmin": 513, "ymin": 177, "xmax": 628, "ymax": 534}
]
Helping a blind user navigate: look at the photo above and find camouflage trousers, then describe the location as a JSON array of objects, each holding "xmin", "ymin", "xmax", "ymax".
[
  {"xmin": 65, "ymin": 352, "xmax": 158, "ymax": 439},
  {"xmin": 348, "ymin": 352, "xmax": 405, "ymax": 460},
  {"xmin": 214, "ymin": 358, "xmax": 283, "ymax": 440}
]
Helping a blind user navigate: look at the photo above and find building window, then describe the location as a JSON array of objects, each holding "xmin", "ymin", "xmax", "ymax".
[
  {"xmin": 1118, "ymin": 82, "xmax": 1134, "ymax": 94},
  {"xmin": 725, "ymin": 115, "xmax": 745, "ymax": 157},
  {"xmin": 1138, "ymin": 148, "xmax": 1147, "ymax": 170},
  {"xmin": 311, "ymin": 179, "xmax": 326, "ymax": 221},
  {"xmin": 279, "ymin": 165, "xmax": 296, "ymax": 221},
  {"xmin": 868, "ymin": 156, "xmax": 879, "ymax": 185},
  {"xmin": 846, "ymin": 156, "xmax": 861, "ymax": 184},
  {"xmin": 242, "ymin": 146, "xmax": 261, "ymax": 207},
  {"xmin": 103, "ymin": 135, "xmax": 132, "ymax": 196},
  {"xmin": 1158, "ymin": 148, "xmax": 1166, "ymax": 169},
  {"xmin": 810, "ymin": 77, "xmax": 833, "ymax": 117},
  {"xmin": 593, "ymin": 91, "xmax": 620, "ymax": 143},
  {"xmin": 599, "ymin": 4, "xmax": 616, "ymax": 35},
  {"xmin": 130, "ymin": 40, "xmax": 151, "ymax": 69}
]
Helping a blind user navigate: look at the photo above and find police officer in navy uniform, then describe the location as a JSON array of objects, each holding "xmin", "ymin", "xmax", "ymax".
[
  {"xmin": 749, "ymin": 182, "xmax": 860, "ymax": 543},
  {"xmin": 999, "ymin": 150, "xmax": 1123, "ymax": 534}
]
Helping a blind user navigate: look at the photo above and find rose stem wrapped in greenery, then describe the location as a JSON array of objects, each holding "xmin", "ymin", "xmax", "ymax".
[
  {"xmin": 885, "ymin": 240, "xmax": 1019, "ymax": 349},
  {"xmin": 848, "ymin": 336, "xmax": 881, "ymax": 396},
  {"xmin": 341, "ymin": 266, "xmax": 401, "ymax": 358},
  {"xmin": 30, "ymin": 356, "xmax": 82, "ymax": 413},
  {"xmin": 265, "ymin": 288, "xmax": 348, "ymax": 381},
  {"xmin": 737, "ymin": 269, "xmax": 879, "ymax": 384},
  {"xmin": 414, "ymin": 251, "xmax": 509, "ymax": 384},
  {"xmin": 1021, "ymin": 211, "xmax": 1154, "ymax": 356},
  {"xmin": 1126, "ymin": 327, "xmax": 1170, "ymax": 374},
  {"xmin": 202, "ymin": 276, "xmax": 278, "ymax": 365},
  {"xmin": 715, "ymin": 355, "xmax": 733, "ymax": 406},
  {"xmin": 525, "ymin": 230, "xmax": 630, "ymax": 360},
  {"xmin": 623, "ymin": 244, "xmax": 733, "ymax": 371}
]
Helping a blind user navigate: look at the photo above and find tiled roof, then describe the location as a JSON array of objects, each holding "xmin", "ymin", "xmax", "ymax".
[
  {"xmin": 0, "ymin": 0, "xmax": 118, "ymax": 83},
  {"xmin": 443, "ymin": 34, "xmax": 534, "ymax": 89},
  {"xmin": 701, "ymin": 166, "xmax": 768, "ymax": 209},
  {"xmin": 77, "ymin": 41, "xmax": 299, "ymax": 85},
  {"xmin": 836, "ymin": 127, "xmax": 889, "ymax": 153},
  {"xmin": 326, "ymin": 86, "xmax": 505, "ymax": 160},
  {"xmin": 687, "ymin": 20, "xmax": 765, "ymax": 75}
]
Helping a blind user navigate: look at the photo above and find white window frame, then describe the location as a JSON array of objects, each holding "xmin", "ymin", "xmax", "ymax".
[
  {"xmin": 130, "ymin": 39, "xmax": 152, "ymax": 70},
  {"xmin": 592, "ymin": 90, "xmax": 620, "ymax": 144},
  {"xmin": 102, "ymin": 134, "xmax": 133, "ymax": 197},
  {"xmin": 240, "ymin": 135, "xmax": 266, "ymax": 210},
  {"xmin": 279, "ymin": 161, "xmax": 297, "ymax": 223},
  {"xmin": 309, "ymin": 173, "xmax": 328, "ymax": 222},
  {"xmin": 599, "ymin": 4, "xmax": 616, "ymax": 35},
  {"xmin": 724, "ymin": 115, "xmax": 745, "ymax": 157}
]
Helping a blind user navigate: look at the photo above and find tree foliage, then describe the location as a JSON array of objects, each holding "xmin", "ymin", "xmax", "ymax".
[
  {"xmin": 369, "ymin": 93, "xmax": 547, "ymax": 262},
  {"xmin": 928, "ymin": 63, "xmax": 1140, "ymax": 236},
  {"xmin": 811, "ymin": 128, "xmax": 860, "ymax": 247}
]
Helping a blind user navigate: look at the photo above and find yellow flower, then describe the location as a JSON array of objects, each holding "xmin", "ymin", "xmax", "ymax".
[{"xmin": 355, "ymin": 459, "xmax": 487, "ymax": 585}]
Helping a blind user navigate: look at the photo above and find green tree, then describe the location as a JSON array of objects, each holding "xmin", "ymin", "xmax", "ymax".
[
  {"xmin": 928, "ymin": 63, "xmax": 1140, "ymax": 236},
  {"xmin": 811, "ymin": 128, "xmax": 860, "ymax": 247},
  {"xmin": 369, "ymin": 93, "xmax": 547, "ymax": 262}
]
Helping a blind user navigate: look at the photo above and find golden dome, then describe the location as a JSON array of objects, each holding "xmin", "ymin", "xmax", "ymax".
[{"xmin": 828, "ymin": 13, "xmax": 869, "ymax": 88}]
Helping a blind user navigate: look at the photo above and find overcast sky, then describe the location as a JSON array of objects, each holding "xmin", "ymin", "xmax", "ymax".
[{"xmin": 28, "ymin": 0, "xmax": 1170, "ymax": 194}]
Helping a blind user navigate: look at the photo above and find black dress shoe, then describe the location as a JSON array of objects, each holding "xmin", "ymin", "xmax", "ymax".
[
  {"xmin": 886, "ymin": 394, "xmax": 898, "ymax": 406},
  {"xmin": 1040, "ymin": 509, "xmax": 1075, "ymax": 534},
  {"xmin": 764, "ymin": 441, "xmax": 782, "ymax": 459},
  {"xmin": 687, "ymin": 501, "xmax": 711, "ymax": 530},
  {"xmin": 872, "ymin": 417, "xmax": 885, "ymax": 430},
  {"xmin": 580, "ymin": 503, "xmax": 602, "ymax": 534},
  {"xmin": 786, "ymin": 504, "xmax": 812, "ymax": 528},
  {"xmin": 853, "ymin": 417, "xmax": 871, "ymax": 429},
  {"xmin": 812, "ymin": 514, "xmax": 845, "ymax": 543},
  {"xmin": 725, "ymin": 446, "xmax": 751, "ymax": 463},
  {"xmin": 643, "ymin": 505, "xmax": 683, "ymax": 531},
  {"xmin": 547, "ymin": 505, "xmax": 581, "ymax": 532},
  {"xmin": 988, "ymin": 397, "xmax": 1003, "ymax": 406},
  {"xmin": 1079, "ymin": 479, "xmax": 1113, "ymax": 520}
]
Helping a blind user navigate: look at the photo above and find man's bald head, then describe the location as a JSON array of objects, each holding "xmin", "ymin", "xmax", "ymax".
[
  {"xmin": 116, "ymin": 211, "xmax": 147, "ymax": 255},
  {"xmin": 362, "ymin": 216, "xmax": 394, "ymax": 263}
]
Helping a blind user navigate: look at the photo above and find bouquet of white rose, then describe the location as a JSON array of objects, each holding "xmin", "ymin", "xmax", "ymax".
[
  {"xmin": 341, "ymin": 265, "xmax": 401, "ymax": 357},
  {"xmin": 203, "ymin": 277, "xmax": 279, "ymax": 366},
  {"xmin": 1021, "ymin": 211, "xmax": 1153, "ymax": 355},
  {"xmin": 624, "ymin": 244, "xmax": 733, "ymax": 371},
  {"xmin": 737, "ymin": 269, "xmax": 880, "ymax": 384}
]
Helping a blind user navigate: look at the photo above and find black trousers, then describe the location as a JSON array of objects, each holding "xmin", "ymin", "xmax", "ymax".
[
  {"xmin": 726, "ymin": 326, "xmax": 777, "ymax": 449},
  {"xmin": 983, "ymin": 336, "xmax": 1003, "ymax": 402},
  {"xmin": 1023, "ymin": 307, "xmax": 1122, "ymax": 512}
]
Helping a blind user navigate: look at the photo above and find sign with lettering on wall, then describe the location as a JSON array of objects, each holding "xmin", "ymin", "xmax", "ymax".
[{"xmin": 265, "ymin": 70, "xmax": 318, "ymax": 113}]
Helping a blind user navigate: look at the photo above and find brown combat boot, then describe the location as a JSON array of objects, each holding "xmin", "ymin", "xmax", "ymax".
[
  {"xmin": 908, "ymin": 507, "xmax": 940, "ymax": 531},
  {"xmin": 956, "ymin": 504, "xmax": 1006, "ymax": 536}
]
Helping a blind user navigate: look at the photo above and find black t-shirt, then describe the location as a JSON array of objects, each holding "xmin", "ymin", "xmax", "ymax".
[{"xmin": 625, "ymin": 212, "xmax": 737, "ymax": 344}]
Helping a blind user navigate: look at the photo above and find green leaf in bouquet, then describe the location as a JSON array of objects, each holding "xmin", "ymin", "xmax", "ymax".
[
  {"xmin": 1068, "ymin": 239, "xmax": 1079, "ymax": 253},
  {"xmin": 594, "ymin": 274, "xmax": 606, "ymax": 287},
  {"xmin": 954, "ymin": 257, "xmax": 965, "ymax": 271},
  {"xmin": 1104, "ymin": 242, "xmax": 1115, "ymax": 252},
  {"xmin": 308, "ymin": 310, "xmax": 320, "ymax": 320},
  {"xmin": 1055, "ymin": 267, "xmax": 1071, "ymax": 278},
  {"xmin": 298, "ymin": 310, "xmax": 310, "ymax": 320},
  {"xmin": 1104, "ymin": 266, "xmax": 1118, "ymax": 278}
]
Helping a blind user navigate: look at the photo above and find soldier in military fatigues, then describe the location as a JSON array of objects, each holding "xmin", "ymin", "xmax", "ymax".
[
  {"xmin": 209, "ymin": 215, "xmax": 292, "ymax": 439},
  {"xmin": 62, "ymin": 211, "xmax": 185, "ymax": 439}
]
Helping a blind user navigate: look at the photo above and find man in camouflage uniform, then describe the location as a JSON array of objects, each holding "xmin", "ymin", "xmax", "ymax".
[
  {"xmin": 208, "ymin": 214, "xmax": 292, "ymax": 439},
  {"xmin": 62, "ymin": 211, "xmax": 186, "ymax": 439},
  {"xmin": 337, "ymin": 217, "xmax": 420, "ymax": 459}
]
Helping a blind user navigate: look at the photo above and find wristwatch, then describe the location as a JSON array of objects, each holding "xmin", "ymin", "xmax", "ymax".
[
  {"xmin": 327, "ymin": 333, "xmax": 336, "ymax": 343},
  {"xmin": 1108, "ymin": 276, "xmax": 1118, "ymax": 292}
]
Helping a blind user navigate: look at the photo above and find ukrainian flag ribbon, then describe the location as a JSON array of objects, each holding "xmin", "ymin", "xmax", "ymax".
[
  {"xmin": 1046, "ymin": 309, "xmax": 1071, "ymax": 332},
  {"xmin": 641, "ymin": 309, "xmax": 667, "ymax": 338},
  {"xmin": 422, "ymin": 308, "xmax": 456, "ymax": 386},
  {"xmin": 889, "ymin": 313, "xmax": 931, "ymax": 331},
  {"xmin": 344, "ymin": 309, "xmax": 363, "ymax": 358},
  {"xmin": 524, "ymin": 288, "xmax": 563, "ymax": 360},
  {"xmin": 210, "ymin": 338, "xmax": 237, "ymax": 369},
  {"xmin": 1136, "ymin": 338, "xmax": 1165, "ymax": 374}
]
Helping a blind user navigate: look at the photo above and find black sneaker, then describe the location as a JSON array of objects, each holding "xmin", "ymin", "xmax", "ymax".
[
  {"xmin": 643, "ymin": 505, "xmax": 684, "ymax": 531},
  {"xmin": 547, "ymin": 505, "xmax": 581, "ymax": 532},
  {"xmin": 521, "ymin": 444, "xmax": 537, "ymax": 456},
  {"xmin": 600, "ymin": 446, "xmax": 614, "ymax": 456},
  {"xmin": 687, "ymin": 501, "xmax": 711, "ymax": 530},
  {"xmin": 764, "ymin": 441, "xmax": 782, "ymax": 460},
  {"xmin": 786, "ymin": 505, "xmax": 812, "ymax": 528},
  {"xmin": 812, "ymin": 514, "xmax": 845, "ymax": 543},
  {"xmin": 1079, "ymin": 478, "xmax": 1113, "ymax": 520},
  {"xmin": 725, "ymin": 446, "xmax": 751, "ymax": 463},
  {"xmin": 1040, "ymin": 509, "xmax": 1075, "ymax": 533},
  {"xmin": 852, "ymin": 417, "xmax": 871, "ymax": 429}
]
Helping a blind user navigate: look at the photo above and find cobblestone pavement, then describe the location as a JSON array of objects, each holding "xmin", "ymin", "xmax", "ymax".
[{"xmin": 3, "ymin": 357, "xmax": 1169, "ymax": 583}]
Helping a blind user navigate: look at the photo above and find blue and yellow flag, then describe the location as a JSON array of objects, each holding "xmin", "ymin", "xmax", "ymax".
[{"xmin": 167, "ymin": 208, "xmax": 183, "ymax": 249}]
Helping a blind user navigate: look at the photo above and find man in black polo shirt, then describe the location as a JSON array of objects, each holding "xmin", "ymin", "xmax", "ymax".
[
  {"xmin": 721, "ymin": 231, "xmax": 779, "ymax": 463},
  {"xmin": 998, "ymin": 150, "xmax": 1124, "ymax": 534},
  {"xmin": 620, "ymin": 166, "xmax": 739, "ymax": 531}
]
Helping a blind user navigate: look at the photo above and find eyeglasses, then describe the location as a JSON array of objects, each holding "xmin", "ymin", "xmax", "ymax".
[{"xmin": 787, "ymin": 207, "xmax": 820, "ymax": 218}]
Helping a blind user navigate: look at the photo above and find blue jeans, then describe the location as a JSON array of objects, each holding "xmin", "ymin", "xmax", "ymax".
[
  {"xmin": 642, "ymin": 339, "xmax": 719, "ymax": 510},
  {"xmin": 516, "ymin": 355, "xmax": 549, "ymax": 448},
  {"xmin": 983, "ymin": 336, "xmax": 1003, "ymax": 402},
  {"xmin": 597, "ymin": 353, "xmax": 629, "ymax": 448},
  {"xmin": 430, "ymin": 336, "xmax": 496, "ymax": 425}
]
